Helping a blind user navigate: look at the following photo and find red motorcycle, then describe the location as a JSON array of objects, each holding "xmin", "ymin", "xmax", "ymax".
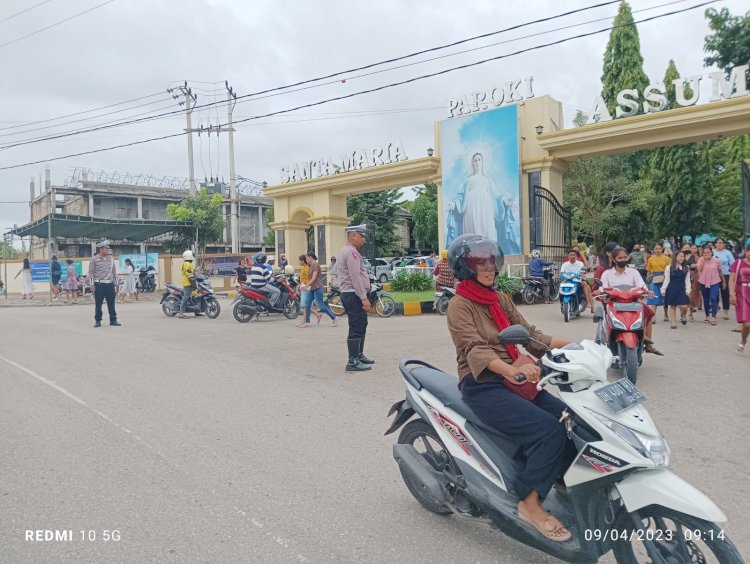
[
  {"xmin": 593, "ymin": 284, "xmax": 647, "ymax": 384},
  {"xmin": 232, "ymin": 273, "xmax": 300, "ymax": 322}
]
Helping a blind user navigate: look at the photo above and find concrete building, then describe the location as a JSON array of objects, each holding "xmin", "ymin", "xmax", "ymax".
[{"xmin": 27, "ymin": 169, "xmax": 272, "ymax": 259}]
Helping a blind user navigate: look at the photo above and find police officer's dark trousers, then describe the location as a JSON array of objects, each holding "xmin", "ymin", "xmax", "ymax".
[
  {"xmin": 341, "ymin": 291, "xmax": 369, "ymax": 365},
  {"xmin": 94, "ymin": 282, "xmax": 117, "ymax": 323},
  {"xmin": 460, "ymin": 375, "xmax": 576, "ymax": 500}
]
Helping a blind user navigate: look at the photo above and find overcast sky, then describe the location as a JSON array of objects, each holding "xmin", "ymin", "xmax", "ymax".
[{"xmin": 1, "ymin": 0, "xmax": 747, "ymax": 234}]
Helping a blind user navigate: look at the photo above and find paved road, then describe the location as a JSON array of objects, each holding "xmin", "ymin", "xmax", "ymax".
[{"xmin": 1, "ymin": 300, "xmax": 748, "ymax": 563}]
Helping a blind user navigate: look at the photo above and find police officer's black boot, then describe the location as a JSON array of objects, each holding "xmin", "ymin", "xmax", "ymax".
[
  {"xmin": 346, "ymin": 339, "xmax": 371, "ymax": 372},
  {"xmin": 358, "ymin": 336, "xmax": 374, "ymax": 365}
]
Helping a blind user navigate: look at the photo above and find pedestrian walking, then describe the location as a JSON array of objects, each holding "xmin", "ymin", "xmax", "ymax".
[
  {"xmin": 63, "ymin": 259, "xmax": 79, "ymax": 303},
  {"xmin": 14, "ymin": 257, "xmax": 34, "ymax": 299},
  {"xmin": 327, "ymin": 256, "xmax": 338, "ymax": 289},
  {"xmin": 661, "ymin": 251, "xmax": 691, "ymax": 329},
  {"xmin": 713, "ymin": 238, "xmax": 734, "ymax": 321},
  {"xmin": 50, "ymin": 255, "xmax": 62, "ymax": 301},
  {"xmin": 234, "ymin": 259, "xmax": 247, "ymax": 286},
  {"xmin": 297, "ymin": 254, "xmax": 321, "ymax": 325},
  {"xmin": 279, "ymin": 253, "xmax": 288, "ymax": 271},
  {"xmin": 337, "ymin": 224, "xmax": 373, "ymax": 372},
  {"xmin": 118, "ymin": 258, "xmax": 139, "ymax": 303},
  {"xmin": 593, "ymin": 242, "xmax": 618, "ymax": 290},
  {"xmin": 88, "ymin": 241, "xmax": 120, "ymax": 327},
  {"xmin": 178, "ymin": 250, "xmax": 198, "ymax": 318},
  {"xmin": 646, "ymin": 243, "xmax": 671, "ymax": 323},
  {"xmin": 729, "ymin": 243, "xmax": 750, "ymax": 352},
  {"xmin": 628, "ymin": 244, "xmax": 647, "ymax": 279},
  {"xmin": 697, "ymin": 246, "xmax": 724, "ymax": 326},
  {"xmin": 298, "ymin": 251, "xmax": 337, "ymax": 328},
  {"xmin": 686, "ymin": 244, "xmax": 702, "ymax": 321}
]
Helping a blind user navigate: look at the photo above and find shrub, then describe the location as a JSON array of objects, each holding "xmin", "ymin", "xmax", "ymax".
[
  {"xmin": 390, "ymin": 270, "xmax": 435, "ymax": 292},
  {"xmin": 495, "ymin": 272, "xmax": 522, "ymax": 296}
]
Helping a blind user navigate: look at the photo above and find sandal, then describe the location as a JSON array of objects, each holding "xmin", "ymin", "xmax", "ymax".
[
  {"xmin": 738, "ymin": 343, "xmax": 746, "ymax": 353},
  {"xmin": 518, "ymin": 504, "xmax": 572, "ymax": 543},
  {"xmin": 710, "ymin": 320, "xmax": 717, "ymax": 326},
  {"xmin": 670, "ymin": 325, "xmax": 677, "ymax": 329},
  {"xmin": 681, "ymin": 319, "xmax": 687, "ymax": 326}
]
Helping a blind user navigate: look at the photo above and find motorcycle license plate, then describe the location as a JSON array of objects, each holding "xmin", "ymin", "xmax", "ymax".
[
  {"xmin": 614, "ymin": 303, "xmax": 642, "ymax": 311},
  {"xmin": 595, "ymin": 378, "xmax": 646, "ymax": 413}
]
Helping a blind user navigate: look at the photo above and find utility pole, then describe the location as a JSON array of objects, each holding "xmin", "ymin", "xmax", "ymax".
[
  {"xmin": 168, "ymin": 82, "xmax": 198, "ymax": 196},
  {"xmin": 226, "ymin": 81, "xmax": 239, "ymax": 254}
]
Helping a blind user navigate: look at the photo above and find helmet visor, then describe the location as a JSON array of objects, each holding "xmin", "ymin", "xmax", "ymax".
[{"xmin": 465, "ymin": 239, "xmax": 504, "ymax": 273}]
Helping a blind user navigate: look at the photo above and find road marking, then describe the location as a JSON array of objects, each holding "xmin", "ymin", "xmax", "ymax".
[{"xmin": 0, "ymin": 355, "xmax": 167, "ymax": 461}]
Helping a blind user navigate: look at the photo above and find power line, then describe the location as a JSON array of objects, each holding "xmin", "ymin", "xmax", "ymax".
[
  {"xmin": 0, "ymin": 0, "xmax": 118, "ymax": 50},
  {"xmin": 0, "ymin": 0, "xmax": 55, "ymax": 25},
  {"xmin": 0, "ymin": 0, "xmax": 717, "ymax": 171},
  {"xmin": 0, "ymin": 0, "xmax": 626, "ymax": 148}
]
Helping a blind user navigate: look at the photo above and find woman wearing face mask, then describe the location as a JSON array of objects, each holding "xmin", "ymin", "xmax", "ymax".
[
  {"xmin": 661, "ymin": 251, "xmax": 691, "ymax": 328},
  {"xmin": 593, "ymin": 242, "xmax": 618, "ymax": 291},
  {"xmin": 646, "ymin": 243, "xmax": 671, "ymax": 323},
  {"xmin": 599, "ymin": 247, "xmax": 661, "ymax": 354},
  {"xmin": 697, "ymin": 246, "xmax": 725, "ymax": 326},
  {"xmin": 447, "ymin": 234, "xmax": 575, "ymax": 543},
  {"xmin": 713, "ymin": 238, "xmax": 735, "ymax": 321}
]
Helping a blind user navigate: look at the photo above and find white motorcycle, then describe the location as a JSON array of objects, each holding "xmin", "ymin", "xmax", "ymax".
[{"xmin": 386, "ymin": 325, "xmax": 742, "ymax": 563}]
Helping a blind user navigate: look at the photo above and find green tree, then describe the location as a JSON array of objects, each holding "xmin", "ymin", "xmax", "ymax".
[
  {"xmin": 347, "ymin": 190, "xmax": 401, "ymax": 256},
  {"xmin": 708, "ymin": 136, "xmax": 750, "ymax": 239},
  {"xmin": 563, "ymin": 154, "xmax": 653, "ymax": 249},
  {"xmin": 409, "ymin": 183, "xmax": 439, "ymax": 250},
  {"xmin": 704, "ymin": 8, "xmax": 750, "ymax": 76},
  {"xmin": 0, "ymin": 240, "xmax": 17, "ymax": 259},
  {"xmin": 601, "ymin": 1, "xmax": 650, "ymax": 118},
  {"xmin": 572, "ymin": 110, "xmax": 589, "ymax": 127},
  {"xmin": 164, "ymin": 188, "xmax": 225, "ymax": 255},
  {"xmin": 662, "ymin": 59, "xmax": 693, "ymax": 109}
]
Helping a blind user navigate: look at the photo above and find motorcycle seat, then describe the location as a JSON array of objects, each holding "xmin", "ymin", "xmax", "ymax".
[{"xmin": 409, "ymin": 366, "xmax": 521, "ymax": 453}]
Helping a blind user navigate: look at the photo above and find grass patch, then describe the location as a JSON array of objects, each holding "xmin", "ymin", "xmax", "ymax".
[{"xmin": 389, "ymin": 290, "xmax": 436, "ymax": 303}]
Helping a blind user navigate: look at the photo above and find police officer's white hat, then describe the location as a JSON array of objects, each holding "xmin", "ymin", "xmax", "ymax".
[
  {"xmin": 96, "ymin": 240, "xmax": 111, "ymax": 249},
  {"xmin": 345, "ymin": 224, "xmax": 367, "ymax": 234}
]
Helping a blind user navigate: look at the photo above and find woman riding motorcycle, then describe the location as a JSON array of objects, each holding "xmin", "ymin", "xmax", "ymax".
[{"xmin": 446, "ymin": 234, "xmax": 575, "ymax": 542}]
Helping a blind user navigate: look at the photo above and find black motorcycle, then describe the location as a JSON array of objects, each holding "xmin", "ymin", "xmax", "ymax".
[
  {"xmin": 160, "ymin": 276, "xmax": 221, "ymax": 318},
  {"xmin": 521, "ymin": 265, "xmax": 558, "ymax": 305},
  {"xmin": 434, "ymin": 286, "xmax": 456, "ymax": 316},
  {"xmin": 138, "ymin": 266, "xmax": 157, "ymax": 293}
]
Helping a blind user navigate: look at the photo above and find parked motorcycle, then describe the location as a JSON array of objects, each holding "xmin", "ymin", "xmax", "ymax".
[
  {"xmin": 434, "ymin": 286, "xmax": 456, "ymax": 316},
  {"xmin": 559, "ymin": 271, "xmax": 586, "ymax": 322},
  {"xmin": 325, "ymin": 285, "xmax": 346, "ymax": 317},
  {"xmin": 521, "ymin": 265, "xmax": 558, "ymax": 305},
  {"xmin": 593, "ymin": 283, "xmax": 647, "ymax": 384},
  {"xmin": 367, "ymin": 279, "xmax": 396, "ymax": 318},
  {"xmin": 160, "ymin": 276, "xmax": 220, "ymax": 318},
  {"xmin": 232, "ymin": 273, "xmax": 300, "ymax": 322},
  {"xmin": 386, "ymin": 324, "xmax": 741, "ymax": 563},
  {"xmin": 138, "ymin": 266, "xmax": 157, "ymax": 293}
]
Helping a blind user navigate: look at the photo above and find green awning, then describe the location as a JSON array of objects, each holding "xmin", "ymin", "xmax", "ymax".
[{"xmin": 7, "ymin": 214, "xmax": 192, "ymax": 241}]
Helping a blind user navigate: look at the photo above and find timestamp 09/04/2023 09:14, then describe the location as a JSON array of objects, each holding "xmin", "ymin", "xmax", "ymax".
[{"xmin": 584, "ymin": 527, "xmax": 726, "ymax": 543}]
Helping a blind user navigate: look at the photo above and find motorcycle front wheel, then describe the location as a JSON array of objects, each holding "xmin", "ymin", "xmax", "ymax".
[
  {"xmin": 375, "ymin": 295, "xmax": 396, "ymax": 318},
  {"xmin": 204, "ymin": 297, "xmax": 221, "ymax": 319},
  {"xmin": 284, "ymin": 299, "xmax": 300, "ymax": 319},
  {"xmin": 397, "ymin": 420, "xmax": 457, "ymax": 516},
  {"xmin": 562, "ymin": 301, "xmax": 570, "ymax": 322},
  {"xmin": 162, "ymin": 296, "xmax": 179, "ymax": 317},
  {"xmin": 619, "ymin": 341, "xmax": 638, "ymax": 384},
  {"xmin": 611, "ymin": 505, "xmax": 743, "ymax": 563},
  {"xmin": 327, "ymin": 294, "xmax": 346, "ymax": 317}
]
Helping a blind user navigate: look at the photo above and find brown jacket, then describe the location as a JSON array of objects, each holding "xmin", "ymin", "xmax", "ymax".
[{"xmin": 447, "ymin": 292, "xmax": 552, "ymax": 383}]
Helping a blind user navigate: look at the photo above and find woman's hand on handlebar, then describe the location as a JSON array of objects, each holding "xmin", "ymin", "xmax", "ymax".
[{"xmin": 509, "ymin": 364, "xmax": 541, "ymax": 384}]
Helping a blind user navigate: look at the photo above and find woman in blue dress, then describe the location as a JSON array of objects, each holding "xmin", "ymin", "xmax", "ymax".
[{"xmin": 661, "ymin": 251, "xmax": 691, "ymax": 328}]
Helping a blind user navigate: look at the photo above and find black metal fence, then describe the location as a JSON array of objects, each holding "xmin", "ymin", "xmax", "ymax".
[{"xmin": 529, "ymin": 185, "xmax": 572, "ymax": 264}]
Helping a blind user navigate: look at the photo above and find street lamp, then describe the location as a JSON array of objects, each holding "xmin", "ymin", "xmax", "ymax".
[
  {"xmin": 535, "ymin": 124, "xmax": 544, "ymax": 135},
  {"xmin": 427, "ymin": 147, "xmax": 434, "ymax": 157}
]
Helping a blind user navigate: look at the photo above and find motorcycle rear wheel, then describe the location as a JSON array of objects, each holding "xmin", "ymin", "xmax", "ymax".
[
  {"xmin": 204, "ymin": 297, "xmax": 221, "ymax": 319},
  {"xmin": 435, "ymin": 296, "xmax": 450, "ymax": 316},
  {"xmin": 397, "ymin": 420, "xmax": 457, "ymax": 516},
  {"xmin": 233, "ymin": 300, "xmax": 253, "ymax": 323},
  {"xmin": 284, "ymin": 299, "xmax": 300, "ymax": 319},
  {"xmin": 162, "ymin": 296, "xmax": 178, "ymax": 317},
  {"xmin": 611, "ymin": 505, "xmax": 743, "ymax": 563},
  {"xmin": 562, "ymin": 301, "xmax": 570, "ymax": 322},
  {"xmin": 521, "ymin": 285, "xmax": 536, "ymax": 305}
]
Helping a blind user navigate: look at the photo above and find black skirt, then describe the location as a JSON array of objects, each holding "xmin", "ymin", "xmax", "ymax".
[{"xmin": 664, "ymin": 268, "xmax": 689, "ymax": 306}]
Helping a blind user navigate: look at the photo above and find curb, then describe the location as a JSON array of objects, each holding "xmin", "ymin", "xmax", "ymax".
[{"xmin": 393, "ymin": 300, "xmax": 435, "ymax": 316}]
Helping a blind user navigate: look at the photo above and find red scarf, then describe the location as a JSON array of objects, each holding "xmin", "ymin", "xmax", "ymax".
[
  {"xmin": 456, "ymin": 279, "xmax": 519, "ymax": 361},
  {"xmin": 457, "ymin": 279, "xmax": 540, "ymax": 401}
]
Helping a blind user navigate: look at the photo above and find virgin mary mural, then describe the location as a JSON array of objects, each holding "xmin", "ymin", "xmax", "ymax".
[{"xmin": 442, "ymin": 104, "xmax": 521, "ymax": 255}]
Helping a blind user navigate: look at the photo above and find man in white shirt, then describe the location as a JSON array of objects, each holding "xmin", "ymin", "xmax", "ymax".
[{"xmin": 560, "ymin": 248, "xmax": 594, "ymax": 312}]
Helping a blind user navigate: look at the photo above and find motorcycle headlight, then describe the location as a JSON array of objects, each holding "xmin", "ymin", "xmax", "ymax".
[
  {"xmin": 630, "ymin": 315, "xmax": 643, "ymax": 330},
  {"xmin": 587, "ymin": 409, "xmax": 670, "ymax": 467},
  {"xmin": 608, "ymin": 310, "xmax": 627, "ymax": 330}
]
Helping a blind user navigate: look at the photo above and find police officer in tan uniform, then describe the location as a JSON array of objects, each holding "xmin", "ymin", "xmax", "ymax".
[{"xmin": 336, "ymin": 224, "xmax": 373, "ymax": 372}]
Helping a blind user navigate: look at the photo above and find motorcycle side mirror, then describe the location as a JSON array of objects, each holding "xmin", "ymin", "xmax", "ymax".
[{"xmin": 498, "ymin": 325, "xmax": 531, "ymax": 345}]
